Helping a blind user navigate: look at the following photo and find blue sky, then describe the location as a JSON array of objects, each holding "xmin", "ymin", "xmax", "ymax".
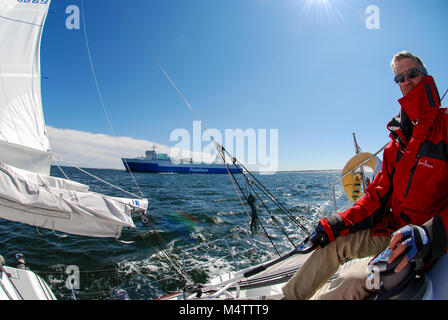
[{"xmin": 40, "ymin": 0, "xmax": 448, "ymax": 171}]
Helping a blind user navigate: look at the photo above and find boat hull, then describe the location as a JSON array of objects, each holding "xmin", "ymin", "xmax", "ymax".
[{"xmin": 122, "ymin": 158, "xmax": 241, "ymax": 174}]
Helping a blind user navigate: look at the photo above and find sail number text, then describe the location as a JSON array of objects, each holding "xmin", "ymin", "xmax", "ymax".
[{"xmin": 17, "ymin": 0, "xmax": 49, "ymax": 4}]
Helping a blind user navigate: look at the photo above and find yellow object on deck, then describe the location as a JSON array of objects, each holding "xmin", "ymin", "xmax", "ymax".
[{"xmin": 341, "ymin": 152, "xmax": 377, "ymax": 202}]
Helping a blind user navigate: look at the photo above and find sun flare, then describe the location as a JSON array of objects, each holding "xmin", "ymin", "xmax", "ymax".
[{"xmin": 293, "ymin": 0, "xmax": 346, "ymax": 30}]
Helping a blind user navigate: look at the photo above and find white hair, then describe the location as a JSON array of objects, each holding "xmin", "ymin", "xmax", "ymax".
[{"xmin": 391, "ymin": 51, "xmax": 428, "ymax": 75}]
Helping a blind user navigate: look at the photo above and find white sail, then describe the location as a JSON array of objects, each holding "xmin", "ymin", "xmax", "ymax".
[
  {"xmin": 0, "ymin": 0, "xmax": 51, "ymax": 175},
  {"xmin": 0, "ymin": 0, "xmax": 148, "ymax": 238}
]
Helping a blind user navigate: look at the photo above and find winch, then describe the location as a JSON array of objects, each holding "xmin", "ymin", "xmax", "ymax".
[{"xmin": 367, "ymin": 247, "xmax": 429, "ymax": 300}]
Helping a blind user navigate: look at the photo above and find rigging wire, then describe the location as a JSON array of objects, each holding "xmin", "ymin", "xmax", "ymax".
[
  {"xmin": 441, "ymin": 87, "xmax": 448, "ymax": 102},
  {"xmin": 219, "ymin": 153, "xmax": 278, "ymax": 257},
  {"xmin": 219, "ymin": 145, "xmax": 311, "ymax": 236},
  {"xmin": 138, "ymin": 214, "xmax": 191, "ymax": 283},
  {"xmin": 107, "ymin": 0, "xmax": 316, "ymax": 280},
  {"xmin": 80, "ymin": 0, "xmax": 144, "ymax": 198},
  {"xmin": 108, "ymin": 1, "xmax": 288, "ymax": 253},
  {"xmin": 52, "ymin": 155, "xmax": 70, "ymax": 180},
  {"xmin": 81, "ymin": 1, "xmax": 195, "ymax": 286},
  {"xmin": 248, "ymin": 184, "xmax": 298, "ymax": 248},
  {"xmin": 51, "ymin": 153, "xmax": 191, "ymax": 283},
  {"xmin": 216, "ymin": 144, "xmax": 301, "ymax": 251},
  {"xmin": 109, "ymin": 0, "xmax": 206, "ymax": 130},
  {"xmin": 52, "ymin": 155, "xmax": 143, "ymax": 199}
]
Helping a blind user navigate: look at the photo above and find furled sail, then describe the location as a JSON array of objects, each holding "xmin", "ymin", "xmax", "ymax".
[
  {"xmin": 0, "ymin": 0, "xmax": 51, "ymax": 175},
  {"xmin": 0, "ymin": 161, "xmax": 145, "ymax": 238}
]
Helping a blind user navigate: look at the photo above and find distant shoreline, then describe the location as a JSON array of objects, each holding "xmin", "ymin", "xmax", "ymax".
[{"xmin": 50, "ymin": 165, "xmax": 341, "ymax": 174}]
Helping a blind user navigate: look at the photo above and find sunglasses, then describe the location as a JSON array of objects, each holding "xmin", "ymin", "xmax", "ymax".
[{"xmin": 394, "ymin": 67, "xmax": 424, "ymax": 84}]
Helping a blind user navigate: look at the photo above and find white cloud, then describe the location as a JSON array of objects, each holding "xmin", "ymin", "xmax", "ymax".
[{"xmin": 46, "ymin": 126, "xmax": 217, "ymax": 170}]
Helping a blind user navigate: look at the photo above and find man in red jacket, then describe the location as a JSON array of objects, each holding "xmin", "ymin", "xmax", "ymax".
[{"xmin": 282, "ymin": 51, "xmax": 448, "ymax": 300}]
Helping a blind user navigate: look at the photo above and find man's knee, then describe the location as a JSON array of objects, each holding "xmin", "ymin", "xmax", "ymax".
[{"xmin": 316, "ymin": 258, "xmax": 373, "ymax": 300}]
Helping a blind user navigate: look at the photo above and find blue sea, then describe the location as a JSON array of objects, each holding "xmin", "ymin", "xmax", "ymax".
[{"xmin": 0, "ymin": 167, "xmax": 349, "ymax": 300}]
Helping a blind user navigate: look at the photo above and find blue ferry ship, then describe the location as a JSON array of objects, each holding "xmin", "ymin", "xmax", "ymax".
[{"xmin": 122, "ymin": 148, "xmax": 241, "ymax": 174}]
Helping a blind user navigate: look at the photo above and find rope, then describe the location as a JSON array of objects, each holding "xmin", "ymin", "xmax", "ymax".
[
  {"xmin": 218, "ymin": 148, "xmax": 278, "ymax": 257},
  {"xmin": 35, "ymin": 215, "xmax": 193, "ymax": 286},
  {"xmin": 51, "ymin": 154, "xmax": 70, "ymax": 180},
  {"xmin": 108, "ymin": 0, "xmax": 312, "ymax": 276},
  {"xmin": 80, "ymin": 0, "xmax": 144, "ymax": 198},
  {"xmin": 247, "ymin": 182, "xmax": 297, "ymax": 248},
  {"xmin": 220, "ymin": 145, "xmax": 311, "ymax": 236},
  {"xmin": 66, "ymin": 271, "xmax": 77, "ymax": 300},
  {"xmin": 107, "ymin": 0, "xmax": 282, "ymax": 266}
]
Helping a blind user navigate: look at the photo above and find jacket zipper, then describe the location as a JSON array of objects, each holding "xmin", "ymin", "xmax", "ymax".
[{"xmin": 404, "ymin": 156, "xmax": 419, "ymax": 198}]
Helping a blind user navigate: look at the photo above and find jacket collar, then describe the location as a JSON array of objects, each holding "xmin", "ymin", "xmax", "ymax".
[
  {"xmin": 398, "ymin": 75, "xmax": 441, "ymax": 123},
  {"xmin": 387, "ymin": 76, "xmax": 441, "ymax": 145}
]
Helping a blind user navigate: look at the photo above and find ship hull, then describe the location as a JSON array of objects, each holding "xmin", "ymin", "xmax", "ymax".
[{"xmin": 122, "ymin": 158, "xmax": 241, "ymax": 174}]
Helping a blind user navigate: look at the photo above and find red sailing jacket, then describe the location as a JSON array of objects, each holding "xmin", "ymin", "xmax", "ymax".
[{"xmin": 321, "ymin": 76, "xmax": 448, "ymax": 264}]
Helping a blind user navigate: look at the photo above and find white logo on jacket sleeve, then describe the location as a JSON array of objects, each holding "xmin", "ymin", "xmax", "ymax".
[{"xmin": 419, "ymin": 160, "xmax": 434, "ymax": 169}]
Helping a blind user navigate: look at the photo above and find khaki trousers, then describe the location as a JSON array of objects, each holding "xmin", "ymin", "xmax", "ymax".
[{"xmin": 282, "ymin": 229, "xmax": 390, "ymax": 300}]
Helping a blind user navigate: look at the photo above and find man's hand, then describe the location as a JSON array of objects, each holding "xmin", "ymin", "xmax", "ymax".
[
  {"xmin": 309, "ymin": 223, "xmax": 330, "ymax": 249},
  {"xmin": 387, "ymin": 225, "xmax": 430, "ymax": 273}
]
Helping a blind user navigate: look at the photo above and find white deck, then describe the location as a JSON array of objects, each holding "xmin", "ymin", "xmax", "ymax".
[{"xmin": 0, "ymin": 265, "xmax": 56, "ymax": 300}]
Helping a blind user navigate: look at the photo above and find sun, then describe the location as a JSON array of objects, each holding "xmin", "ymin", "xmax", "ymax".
[
  {"xmin": 293, "ymin": 0, "xmax": 346, "ymax": 30},
  {"xmin": 309, "ymin": 0, "xmax": 332, "ymax": 5}
]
